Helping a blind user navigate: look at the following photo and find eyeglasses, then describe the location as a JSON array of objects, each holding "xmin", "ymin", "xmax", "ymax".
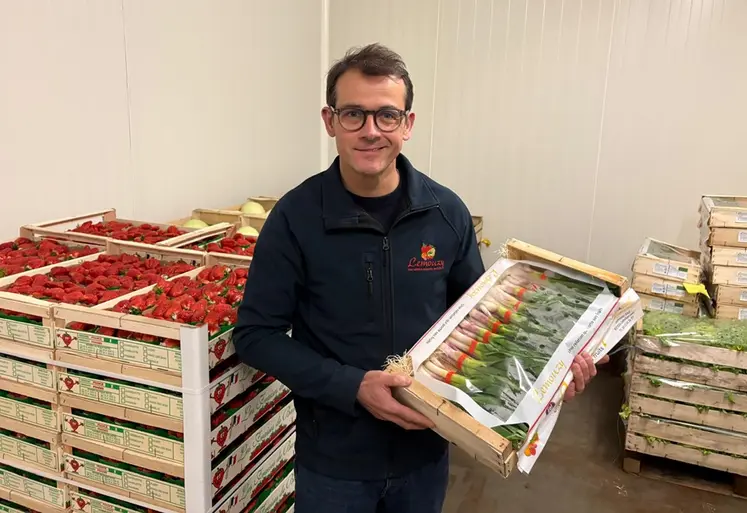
[{"xmin": 330, "ymin": 107, "xmax": 407, "ymax": 132}]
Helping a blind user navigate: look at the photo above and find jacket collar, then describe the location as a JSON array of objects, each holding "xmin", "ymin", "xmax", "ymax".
[{"xmin": 321, "ymin": 154, "xmax": 439, "ymax": 231}]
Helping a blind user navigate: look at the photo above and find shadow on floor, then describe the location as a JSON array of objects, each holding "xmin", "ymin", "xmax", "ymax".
[{"xmin": 444, "ymin": 370, "xmax": 744, "ymax": 513}]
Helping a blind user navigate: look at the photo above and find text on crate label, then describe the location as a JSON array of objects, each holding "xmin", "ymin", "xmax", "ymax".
[
  {"xmin": 651, "ymin": 282, "xmax": 685, "ymax": 297},
  {"xmin": 740, "ymin": 231, "xmax": 747, "ymax": 243},
  {"xmin": 738, "ymin": 212, "xmax": 747, "ymax": 223},
  {"xmin": 741, "ymin": 308, "xmax": 747, "ymax": 321},
  {"xmin": 653, "ymin": 263, "xmax": 687, "ymax": 280},
  {"xmin": 741, "ymin": 290, "xmax": 747, "ymax": 302}
]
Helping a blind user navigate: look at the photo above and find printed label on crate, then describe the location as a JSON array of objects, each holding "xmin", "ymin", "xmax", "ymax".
[
  {"xmin": 0, "ymin": 356, "xmax": 55, "ymax": 391},
  {"xmin": 0, "ymin": 431, "xmax": 58, "ymax": 471},
  {"xmin": 216, "ymin": 453, "xmax": 295, "ymax": 513},
  {"xmin": 741, "ymin": 290, "xmax": 747, "ymax": 302},
  {"xmin": 740, "ymin": 308, "xmax": 747, "ymax": 321},
  {"xmin": 212, "ymin": 406, "xmax": 296, "ymax": 493},
  {"xmin": 0, "ymin": 466, "xmax": 66, "ymax": 508},
  {"xmin": 0, "ymin": 499, "xmax": 27, "ymax": 513},
  {"xmin": 0, "ymin": 319, "xmax": 52, "ymax": 348},
  {"xmin": 65, "ymin": 453, "xmax": 185, "ymax": 509},
  {"xmin": 647, "ymin": 297, "xmax": 684, "ymax": 315},
  {"xmin": 739, "ymin": 212, "xmax": 747, "ymax": 223},
  {"xmin": 56, "ymin": 328, "xmax": 182, "ymax": 373},
  {"xmin": 740, "ymin": 231, "xmax": 747, "ymax": 243},
  {"xmin": 737, "ymin": 252, "xmax": 747, "ymax": 264},
  {"xmin": 652, "ymin": 263, "xmax": 688, "ymax": 280},
  {"xmin": 255, "ymin": 468, "xmax": 295, "ymax": 513},
  {"xmin": 214, "ymin": 432, "xmax": 295, "ymax": 498},
  {"xmin": 70, "ymin": 490, "xmax": 143, "ymax": 513},
  {"xmin": 212, "ymin": 380, "xmax": 291, "ymax": 455},
  {"xmin": 738, "ymin": 272, "xmax": 747, "ymax": 285},
  {"xmin": 58, "ymin": 372, "xmax": 183, "ymax": 420},
  {"xmin": 211, "ymin": 365, "xmax": 263, "ymax": 413},
  {"xmin": 209, "ymin": 330, "xmax": 236, "ymax": 368},
  {"xmin": 651, "ymin": 282, "xmax": 685, "ymax": 297},
  {"xmin": 0, "ymin": 395, "xmax": 58, "ymax": 431},
  {"xmin": 63, "ymin": 413, "xmax": 184, "ymax": 463}
]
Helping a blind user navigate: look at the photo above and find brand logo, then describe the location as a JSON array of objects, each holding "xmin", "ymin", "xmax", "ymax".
[{"xmin": 408, "ymin": 243, "xmax": 445, "ymax": 272}]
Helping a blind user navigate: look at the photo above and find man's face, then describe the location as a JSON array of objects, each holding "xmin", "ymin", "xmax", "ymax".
[{"xmin": 322, "ymin": 69, "xmax": 415, "ymax": 178}]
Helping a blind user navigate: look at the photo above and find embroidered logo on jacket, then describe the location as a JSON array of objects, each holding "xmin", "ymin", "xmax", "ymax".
[{"xmin": 408, "ymin": 243, "xmax": 445, "ymax": 271}]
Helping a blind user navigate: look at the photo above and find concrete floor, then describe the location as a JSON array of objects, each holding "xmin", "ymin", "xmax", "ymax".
[{"xmin": 443, "ymin": 370, "xmax": 745, "ymax": 513}]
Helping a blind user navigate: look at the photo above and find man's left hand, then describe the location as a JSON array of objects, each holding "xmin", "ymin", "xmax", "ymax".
[{"xmin": 563, "ymin": 353, "xmax": 610, "ymax": 401}]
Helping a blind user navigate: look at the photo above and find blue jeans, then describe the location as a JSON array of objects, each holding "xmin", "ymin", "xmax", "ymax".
[{"xmin": 294, "ymin": 451, "xmax": 450, "ymax": 513}]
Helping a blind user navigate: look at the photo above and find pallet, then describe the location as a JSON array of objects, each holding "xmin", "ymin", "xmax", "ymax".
[{"xmin": 624, "ymin": 448, "xmax": 747, "ymax": 499}]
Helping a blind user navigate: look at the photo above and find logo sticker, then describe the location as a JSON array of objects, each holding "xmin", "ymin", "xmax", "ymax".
[{"xmin": 408, "ymin": 243, "xmax": 445, "ymax": 272}]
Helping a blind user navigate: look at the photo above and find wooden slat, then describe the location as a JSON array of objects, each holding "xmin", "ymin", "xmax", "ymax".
[
  {"xmin": 628, "ymin": 415, "xmax": 747, "ymax": 458},
  {"xmin": 156, "ymin": 222, "xmax": 233, "ymax": 248},
  {"xmin": 0, "ymin": 377, "xmax": 57, "ymax": 404},
  {"xmin": 1, "ymin": 489, "xmax": 68, "ymax": 513},
  {"xmin": 635, "ymin": 336, "xmax": 747, "ymax": 371},
  {"xmin": 392, "ymin": 379, "xmax": 514, "ymax": 477},
  {"xmin": 0, "ymin": 416, "xmax": 59, "ymax": 444},
  {"xmin": 60, "ymin": 395, "xmax": 183, "ymax": 433},
  {"xmin": 629, "ymin": 394, "xmax": 747, "ymax": 435},
  {"xmin": 630, "ymin": 373, "xmax": 747, "ymax": 414},
  {"xmin": 626, "ymin": 433, "xmax": 747, "ymax": 477},
  {"xmin": 634, "ymin": 355, "xmax": 747, "ymax": 392}
]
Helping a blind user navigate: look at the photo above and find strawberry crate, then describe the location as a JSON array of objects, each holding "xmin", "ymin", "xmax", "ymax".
[
  {"xmin": 19, "ymin": 209, "xmax": 219, "ymax": 248},
  {"xmin": 0, "ymin": 390, "xmax": 60, "ymax": 445},
  {"xmin": 52, "ymin": 257, "xmax": 251, "ymax": 388},
  {"xmin": 179, "ymin": 227, "xmax": 257, "ymax": 266},
  {"xmin": 213, "ymin": 448, "xmax": 295, "ymax": 513},
  {"xmin": 0, "ymin": 236, "xmax": 103, "ymax": 281},
  {"xmin": 0, "ymin": 463, "xmax": 68, "ymax": 513},
  {"xmin": 0, "ymin": 428, "xmax": 62, "ymax": 476},
  {"xmin": 211, "ymin": 417, "xmax": 295, "ymax": 501},
  {"xmin": 0, "ymin": 241, "xmax": 203, "ymax": 363},
  {"xmin": 69, "ymin": 488, "xmax": 158, "ymax": 513},
  {"xmin": 64, "ymin": 449, "xmax": 185, "ymax": 513},
  {"xmin": 0, "ymin": 496, "xmax": 40, "ymax": 513},
  {"xmin": 0, "ymin": 353, "xmax": 57, "ymax": 404}
]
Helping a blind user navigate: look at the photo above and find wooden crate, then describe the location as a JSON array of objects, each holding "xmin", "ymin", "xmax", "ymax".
[
  {"xmin": 632, "ymin": 238, "xmax": 701, "ymax": 283},
  {"xmin": 637, "ymin": 292, "xmax": 700, "ymax": 317},
  {"xmin": 213, "ymin": 458, "xmax": 295, "ymax": 513},
  {"xmin": 631, "ymin": 273, "xmax": 698, "ymax": 303},
  {"xmin": 390, "ymin": 238, "xmax": 630, "ymax": 478},
  {"xmin": 714, "ymin": 284, "xmax": 747, "ymax": 307},
  {"xmin": 19, "ymin": 209, "xmax": 213, "ymax": 247},
  {"xmin": 0, "ymin": 353, "xmax": 57, "ymax": 404},
  {"xmin": 709, "ymin": 246, "xmax": 747, "ymax": 267},
  {"xmin": 0, "ymin": 464, "xmax": 68, "ymax": 513},
  {"xmin": 0, "ymin": 429, "xmax": 63, "ymax": 476},
  {"xmin": 714, "ymin": 303, "xmax": 747, "ymax": 321},
  {"xmin": 711, "ymin": 265, "xmax": 747, "ymax": 287},
  {"xmin": 624, "ymin": 332, "xmax": 747, "ymax": 495},
  {"xmin": 700, "ymin": 195, "xmax": 747, "ymax": 229}
]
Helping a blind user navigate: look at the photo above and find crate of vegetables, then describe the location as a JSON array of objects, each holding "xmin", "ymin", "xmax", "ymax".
[
  {"xmin": 623, "ymin": 312, "xmax": 747, "ymax": 485},
  {"xmin": 0, "ymin": 354, "xmax": 57, "ymax": 404},
  {"xmin": 213, "ymin": 456, "xmax": 294, "ymax": 513},
  {"xmin": 52, "ymin": 260, "xmax": 251, "ymax": 387},
  {"xmin": 386, "ymin": 239, "xmax": 641, "ymax": 477},
  {"xmin": 0, "ymin": 463, "xmax": 68, "ymax": 512},
  {"xmin": 211, "ymin": 378, "xmax": 291, "ymax": 458},
  {"xmin": 0, "ymin": 428, "xmax": 62, "ymax": 475},
  {"xmin": 211, "ymin": 401, "xmax": 295, "ymax": 497},
  {"xmin": 64, "ymin": 449, "xmax": 185, "ymax": 512},
  {"xmin": 0, "ymin": 391, "xmax": 59, "ymax": 444},
  {"xmin": 62, "ymin": 408, "xmax": 185, "ymax": 478}
]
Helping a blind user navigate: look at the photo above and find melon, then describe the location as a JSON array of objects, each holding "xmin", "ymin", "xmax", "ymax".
[
  {"xmin": 240, "ymin": 200, "xmax": 265, "ymax": 216},
  {"xmin": 183, "ymin": 219, "xmax": 209, "ymax": 229},
  {"xmin": 237, "ymin": 226, "xmax": 259, "ymax": 237}
]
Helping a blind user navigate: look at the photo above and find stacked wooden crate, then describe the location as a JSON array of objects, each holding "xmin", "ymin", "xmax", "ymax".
[
  {"xmin": 699, "ymin": 196, "xmax": 747, "ymax": 322},
  {"xmin": 0, "ymin": 231, "xmax": 296, "ymax": 512},
  {"xmin": 623, "ymin": 313, "xmax": 747, "ymax": 497},
  {"xmin": 631, "ymin": 238, "xmax": 703, "ymax": 317}
]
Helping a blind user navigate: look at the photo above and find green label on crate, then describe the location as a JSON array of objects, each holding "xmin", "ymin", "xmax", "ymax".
[
  {"xmin": 63, "ymin": 414, "xmax": 184, "ymax": 463},
  {"xmin": 0, "ymin": 432, "xmax": 58, "ymax": 471},
  {"xmin": 0, "ymin": 396, "xmax": 58, "ymax": 430},
  {"xmin": 0, "ymin": 355, "xmax": 55, "ymax": 390},
  {"xmin": 0, "ymin": 467, "xmax": 65, "ymax": 508},
  {"xmin": 0, "ymin": 502, "xmax": 27, "ymax": 513},
  {"xmin": 56, "ymin": 329, "xmax": 182, "ymax": 373},
  {"xmin": 58, "ymin": 373, "xmax": 183, "ymax": 420},
  {"xmin": 70, "ymin": 491, "xmax": 142, "ymax": 513},
  {"xmin": 0, "ymin": 319, "xmax": 52, "ymax": 348},
  {"xmin": 65, "ymin": 454, "xmax": 185, "ymax": 509}
]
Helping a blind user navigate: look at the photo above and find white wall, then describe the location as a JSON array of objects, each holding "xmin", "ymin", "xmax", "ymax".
[
  {"xmin": 4, "ymin": 0, "xmax": 747, "ymax": 277},
  {"xmin": 329, "ymin": 0, "xmax": 747, "ymax": 276},
  {"xmin": 0, "ymin": 0, "xmax": 325, "ymax": 238}
]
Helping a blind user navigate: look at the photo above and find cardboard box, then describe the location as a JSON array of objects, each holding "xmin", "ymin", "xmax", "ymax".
[
  {"xmin": 700, "ymin": 195, "xmax": 747, "ymax": 228},
  {"xmin": 632, "ymin": 238, "xmax": 701, "ymax": 283},
  {"xmin": 638, "ymin": 293, "xmax": 700, "ymax": 317},
  {"xmin": 631, "ymin": 273, "xmax": 697, "ymax": 303}
]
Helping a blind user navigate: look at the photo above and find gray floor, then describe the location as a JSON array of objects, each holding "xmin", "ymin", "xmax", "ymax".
[{"xmin": 443, "ymin": 370, "xmax": 745, "ymax": 513}]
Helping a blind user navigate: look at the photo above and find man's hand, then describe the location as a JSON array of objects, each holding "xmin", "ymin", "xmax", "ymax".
[
  {"xmin": 564, "ymin": 353, "xmax": 610, "ymax": 402},
  {"xmin": 357, "ymin": 371, "xmax": 435, "ymax": 430}
]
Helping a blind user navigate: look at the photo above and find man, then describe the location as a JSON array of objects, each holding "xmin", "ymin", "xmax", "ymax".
[{"xmin": 233, "ymin": 43, "xmax": 605, "ymax": 513}]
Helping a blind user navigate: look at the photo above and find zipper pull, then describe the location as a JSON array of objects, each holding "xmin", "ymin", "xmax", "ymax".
[
  {"xmin": 366, "ymin": 263, "xmax": 373, "ymax": 296},
  {"xmin": 382, "ymin": 237, "xmax": 390, "ymax": 251}
]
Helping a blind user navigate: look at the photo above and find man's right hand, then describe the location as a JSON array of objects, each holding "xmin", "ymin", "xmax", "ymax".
[{"xmin": 356, "ymin": 371, "xmax": 435, "ymax": 430}]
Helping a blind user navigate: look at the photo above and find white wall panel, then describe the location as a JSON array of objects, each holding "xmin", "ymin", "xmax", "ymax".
[
  {"xmin": 123, "ymin": 0, "xmax": 324, "ymax": 222},
  {"xmin": 0, "ymin": 0, "xmax": 132, "ymax": 239}
]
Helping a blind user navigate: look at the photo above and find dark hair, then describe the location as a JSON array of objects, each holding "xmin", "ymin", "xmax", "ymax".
[{"xmin": 326, "ymin": 43, "xmax": 414, "ymax": 111}]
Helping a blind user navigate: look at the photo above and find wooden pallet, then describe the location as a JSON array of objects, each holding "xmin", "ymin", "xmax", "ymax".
[{"xmin": 624, "ymin": 449, "xmax": 747, "ymax": 499}]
